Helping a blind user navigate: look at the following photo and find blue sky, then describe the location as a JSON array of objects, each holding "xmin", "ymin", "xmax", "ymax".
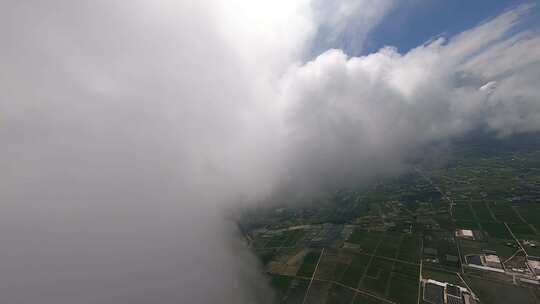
[{"xmin": 350, "ymin": 0, "xmax": 540, "ymax": 56}]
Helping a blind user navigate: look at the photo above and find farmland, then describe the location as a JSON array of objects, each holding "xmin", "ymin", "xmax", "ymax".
[{"xmin": 240, "ymin": 133, "xmax": 540, "ymax": 303}]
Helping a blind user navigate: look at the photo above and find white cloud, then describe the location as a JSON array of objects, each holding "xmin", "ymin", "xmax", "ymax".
[{"xmin": 277, "ymin": 4, "xmax": 540, "ymax": 188}]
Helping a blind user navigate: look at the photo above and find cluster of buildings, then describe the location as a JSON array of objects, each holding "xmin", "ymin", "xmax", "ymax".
[
  {"xmin": 423, "ymin": 279, "xmax": 478, "ymax": 304},
  {"xmin": 456, "ymin": 227, "xmax": 540, "ymax": 287},
  {"xmin": 464, "ymin": 253, "xmax": 504, "ymax": 273}
]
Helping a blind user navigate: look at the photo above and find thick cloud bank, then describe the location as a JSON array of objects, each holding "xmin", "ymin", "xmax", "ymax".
[
  {"xmin": 0, "ymin": 1, "xmax": 539, "ymax": 303},
  {"xmin": 0, "ymin": 1, "xmax": 297, "ymax": 303},
  {"xmin": 280, "ymin": 4, "xmax": 540, "ymax": 189}
]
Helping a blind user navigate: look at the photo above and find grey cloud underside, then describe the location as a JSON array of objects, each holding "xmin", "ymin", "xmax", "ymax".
[{"xmin": 1, "ymin": 1, "xmax": 540, "ymax": 303}]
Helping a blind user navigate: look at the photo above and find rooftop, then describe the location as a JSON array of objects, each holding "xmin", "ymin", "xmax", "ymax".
[{"xmin": 424, "ymin": 282, "xmax": 445, "ymax": 304}]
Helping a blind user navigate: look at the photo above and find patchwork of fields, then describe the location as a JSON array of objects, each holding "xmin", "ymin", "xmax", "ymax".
[{"xmin": 241, "ymin": 134, "xmax": 540, "ymax": 304}]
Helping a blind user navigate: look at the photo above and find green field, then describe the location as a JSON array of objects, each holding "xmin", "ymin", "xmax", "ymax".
[
  {"xmin": 243, "ymin": 133, "xmax": 540, "ymax": 304},
  {"xmin": 298, "ymin": 250, "xmax": 322, "ymax": 277}
]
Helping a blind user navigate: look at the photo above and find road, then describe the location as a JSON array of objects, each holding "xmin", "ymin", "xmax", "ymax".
[
  {"xmin": 417, "ymin": 238, "xmax": 424, "ymax": 304},
  {"xmin": 302, "ymin": 248, "xmax": 325, "ymax": 304}
]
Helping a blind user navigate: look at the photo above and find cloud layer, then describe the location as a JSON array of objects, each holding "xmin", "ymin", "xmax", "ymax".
[
  {"xmin": 0, "ymin": 1, "xmax": 297, "ymax": 303},
  {"xmin": 279, "ymin": 4, "xmax": 540, "ymax": 189},
  {"xmin": 0, "ymin": 1, "xmax": 539, "ymax": 303}
]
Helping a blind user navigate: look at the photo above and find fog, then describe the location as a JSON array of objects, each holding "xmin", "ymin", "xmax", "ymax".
[{"xmin": 1, "ymin": 1, "xmax": 540, "ymax": 303}]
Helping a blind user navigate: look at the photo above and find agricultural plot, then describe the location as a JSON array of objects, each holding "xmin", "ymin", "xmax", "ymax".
[
  {"xmin": 485, "ymin": 238, "xmax": 517, "ymax": 258},
  {"xmin": 392, "ymin": 262, "xmax": 419, "ymax": 278},
  {"xmin": 270, "ymin": 247, "xmax": 422, "ymax": 304},
  {"xmin": 453, "ymin": 203, "xmax": 476, "ymax": 222},
  {"xmin": 271, "ymin": 275, "xmax": 293, "ymax": 302},
  {"xmin": 386, "ymin": 272, "xmax": 418, "ymax": 304},
  {"xmin": 515, "ymin": 205, "xmax": 540, "ymax": 224},
  {"xmin": 352, "ymin": 294, "xmax": 386, "ymax": 304},
  {"xmin": 422, "ymin": 231, "xmax": 460, "ymax": 270},
  {"xmin": 263, "ymin": 230, "xmax": 307, "ymax": 248},
  {"xmin": 340, "ymin": 254, "xmax": 371, "ymax": 288},
  {"xmin": 470, "ymin": 202, "xmax": 494, "ymax": 221},
  {"xmin": 453, "ymin": 219, "xmax": 480, "ymax": 230},
  {"xmin": 314, "ymin": 250, "xmax": 349, "ymax": 282},
  {"xmin": 375, "ymin": 233, "xmax": 402, "ymax": 258},
  {"xmin": 297, "ymin": 250, "xmax": 322, "ymax": 277},
  {"xmin": 508, "ymin": 223, "xmax": 536, "ymax": 238},
  {"xmin": 283, "ymin": 279, "xmax": 310, "ymax": 304},
  {"xmin": 458, "ymin": 239, "xmax": 484, "ymax": 256},
  {"xmin": 467, "ymin": 276, "xmax": 538, "ymax": 304},
  {"xmin": 422, "ymin": 268, "xmax": 462, "ymax": 286},
  {"xmin": 458, "ymin": 236, "xmax": 517, "ymax": 259},
  {"xmin": 397, "ymin": 234, "xmax": 421, "ymax": 263},
  {"xmin": 431, "ymin": 214, "xmax": 453, "ymax": 231},
  {"xmin": 353, "ymin": 257, "xmax": 420, "ymax": 304},
  {"xmin": 283, "ymin": 230, "xmax": 307, "ymax": 247},
  {"xmin": 490, "ymin": 203, "xmax": 522, "ymax": 223},
  {"xmin": 360, "ymin": 258, "xmax": 394, "ymax": 296},
  {"xmin": 347, "ymin": 230, "xmax": 384, "ymax": 254},
  {"xmin": 303, "ymin": 281, "xmax": 333, "ymax": 304},
  {"xmin": 325, "ymin": 284, "xmax": 356, "ymax": 304},
  {"xmin": 480, "ymin": 222, "xmax": 512, "ymax": 239}
]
